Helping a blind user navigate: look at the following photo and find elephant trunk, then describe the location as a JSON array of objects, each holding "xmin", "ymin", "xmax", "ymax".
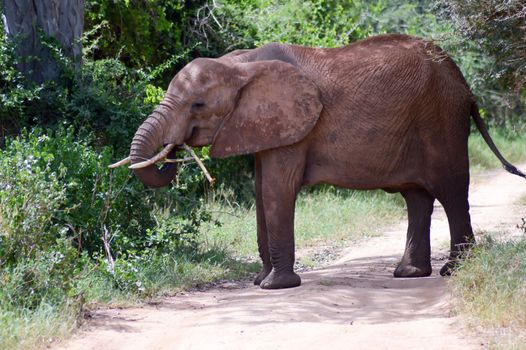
[{"xmin": 130, "ymin": 106, "xmax": 178, "ymax": 188}]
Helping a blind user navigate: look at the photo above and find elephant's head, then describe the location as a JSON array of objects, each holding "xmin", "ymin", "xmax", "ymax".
[{"xmin": 119, "ymin": 56, "xmax": 323, "ymax": 188}]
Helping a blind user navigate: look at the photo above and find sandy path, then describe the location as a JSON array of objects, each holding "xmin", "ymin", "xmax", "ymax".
[{"xmin": 56, "ymin": 166, "xmax": 526, "ymax": 350}]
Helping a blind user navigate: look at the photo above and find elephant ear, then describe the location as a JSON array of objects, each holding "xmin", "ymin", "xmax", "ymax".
[{"xmin": 210, "ymin": 60, "xmax": 323, "ymax": 158}]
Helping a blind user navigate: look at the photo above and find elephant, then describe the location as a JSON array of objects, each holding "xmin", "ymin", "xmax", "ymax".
[{"xmin": 111, "ymin": 33, "xmax": 525, "ymax": 289}]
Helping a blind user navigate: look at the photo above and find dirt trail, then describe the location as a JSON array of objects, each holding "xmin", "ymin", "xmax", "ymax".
[{"xmin": 57, "ymin": 166, "xmax": 526, "ymax": 350}]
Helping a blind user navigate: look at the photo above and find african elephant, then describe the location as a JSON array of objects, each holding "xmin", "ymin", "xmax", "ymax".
[{"xmin": 111, "ymin": 34, "xmax": 525, "ymax": 289}]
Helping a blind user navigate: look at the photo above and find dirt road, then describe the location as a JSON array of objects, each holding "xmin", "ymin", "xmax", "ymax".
[{"xmin": 57, "ymin": 166, "xmax": 526, "ymax": 350}]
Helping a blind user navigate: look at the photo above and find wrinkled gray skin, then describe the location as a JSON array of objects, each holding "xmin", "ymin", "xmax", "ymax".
[{"xmin": 127, "ymin": 34, "xmax": 525, "ymax": 289}]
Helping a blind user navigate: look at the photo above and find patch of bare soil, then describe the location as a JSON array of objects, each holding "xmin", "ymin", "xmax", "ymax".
[{"xmin": 55, "ymin": 166, "xmax": 526, "ymax": 350}]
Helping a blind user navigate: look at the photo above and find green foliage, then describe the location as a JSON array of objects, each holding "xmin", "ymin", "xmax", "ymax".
[
  {"xmin": 0, "ymin": 129, "xmax": 134, "ymax": 261},
  {"xmin": 0, "ymin": 126, "xmax": 239, "ymax": 348},
  {"xmin": 0, "ymin": 127, "xmax": 219, "ymax": 293},
  {"xmin": 441, "ymin": 0, "xmax": 526, "ymax": 93},
  {"xmin": 211, "ymin": 0, "xmax": 450, "ymax": 48},
  {"xmin": 84, "ymin": 0, "xmax": 193, "ymax": 68},
  {"xmin": 0, "ymin": 240, "xmax": 85, "ymax": 310},
  {"xmin": 439, "ymin": 0, "xmax": 526, "ymax": 129},
  {"xmin": 0, "ymin": 135, "xmax": 66, "ymax": 264},
  {"xmin": 214, "ymin": 0, "xmax": 359, "ymax": 47},
  {"xmin": 0, "ymin": 37, "xmax": 44, "ymax": 130},
  {"xmin": 64, "ymin": 59, "xmax": 151, "ymax": 152},
  {"xmin": 1, "ymin": 29, "xmax": 191, "ymax": 151}
]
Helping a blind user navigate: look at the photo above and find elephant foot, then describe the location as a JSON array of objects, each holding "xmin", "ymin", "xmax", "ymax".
[
  {"xmin": 260, "ymin": 270, "xmax": 301, "ymax": 289},
  {"xmin": 439, "ymin": 259, "xmax": 460, "ymax": 276},
  {"xmin": 254, "ymin": 265, "xmax": 272, "ymax": 285},
  {"xmin": 394, "ymin": 263, "xmax": 432, "ymax": 278},
  {"xmin": 440, "ymin": 249, "xmax": 468, "ymax": 276}
]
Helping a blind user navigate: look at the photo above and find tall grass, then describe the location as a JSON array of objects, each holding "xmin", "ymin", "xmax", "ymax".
[
  {"xmin": 450, "ymin": 234, "xmax": 526, "ymax": 349},
  {"xmin": 201, "ymin": 189, "xmax": 405, "ymax": 264},
  {"xmin": 0, "ymin": 304, "xmax": 78, "ymax": 350},
  {"xmin": 453, "ymin": 131, "xmax": 526, "ymax": 349}
]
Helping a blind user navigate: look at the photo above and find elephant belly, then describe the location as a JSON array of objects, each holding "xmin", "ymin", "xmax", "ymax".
[
  {"xmin": 302, "ymin": 155, "xmax": 422, "ymax": 190},
  {"xmin": 301, "ymin": 122, "xmax": 453, "ymax": 191}
]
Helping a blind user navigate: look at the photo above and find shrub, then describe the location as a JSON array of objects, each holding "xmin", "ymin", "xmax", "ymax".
[
  {"xmin": 441, "ymin": 0, "xmax": 526, "ymax": 93},
  {"xmin": 0, "ymin": 240, "xmax": 85, "ymax": 310},
  {"xmin": 0, "ymin": 133, "xmax": 67, "ymax": 265},
  {"xmin": 0, "ymin": 35, "xmax": 44, "ymax": 131},
  {"xmin": 84, "ymin": 1, "xmax": 199, "ymax": 69},
  {"xmin": 0, "ymin": 28, "xmax": 190, "ymax": 153},
  {"xmin": 0, "ymin": 127, "xmax": 215, "ymax": 266}
]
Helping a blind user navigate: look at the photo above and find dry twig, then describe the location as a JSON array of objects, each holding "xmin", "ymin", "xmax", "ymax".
[{"xmin": 102, "ymin": 224, "xmax": 115, "ymax": 272}]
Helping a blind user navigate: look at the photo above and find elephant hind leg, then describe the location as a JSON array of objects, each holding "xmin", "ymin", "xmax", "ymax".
[
  {"xmin": 435, "ymin": 181, "xmax": 474, "ymax": 276},
  {"xmin": 394, "ymin": 188, "xmax": 434, "ymax": 278}
]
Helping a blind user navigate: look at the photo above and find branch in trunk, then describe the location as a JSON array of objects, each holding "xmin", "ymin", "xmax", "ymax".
[
  {"xmin": 182, "ymin": 144, "xmax": 215, "ymax": 185},
  {"xmin": 164, "ymin": 156, "xmax": 195, "ymax": 163}
]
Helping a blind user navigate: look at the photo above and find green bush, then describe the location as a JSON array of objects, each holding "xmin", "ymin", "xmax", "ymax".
[
  {"xmin": 438, "ymin": 0, "xmax": 526, "ymax": 129},
  {"xmin": 0, "ymin": 240, "xmax": 85, "ymax": 310},
  {"xmin": 1, "ymin": 29, "xmax": 190, "ymax": 153},
  {"xmin": 0, "ymin": 36, "xmax": 43, "ymax": 131},
  {"xmin": 211, "ymin": 0, "xmax": 451, "ymax": 48},
  {"xmin": 0, "ymin": 136, "xmax": 67, "ymax": 265},
  {"xmin": 0, "ymin": 126, "xmax": 230, "ymax": 350},
  {"xmin": 0, "ymin": 126, "xmax": 215, "ymax": 274},
  {"xmin": 84, "ymin": 1, "xmax": 197, "ymax": 69},
  {"xmin": 0, "ymin": 129, "xmax": 139, "ymax": 260},
  {"xmin": 441, "ymin": 0, "xmax": 526, "ymax": 94}
]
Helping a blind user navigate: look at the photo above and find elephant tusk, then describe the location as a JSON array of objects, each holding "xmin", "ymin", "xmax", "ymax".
[
  {"xmin": 129, "ymin": 143, "xmax": 176, "ymax": 169},
  {"xmin": 108, "ymin": 156, "xmax": 131, "ymax": 168}
]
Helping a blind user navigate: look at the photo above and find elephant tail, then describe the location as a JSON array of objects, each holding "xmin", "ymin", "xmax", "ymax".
[{"xmin": 471, "ymin": 103, "xmax": 526, "ymax": 179}]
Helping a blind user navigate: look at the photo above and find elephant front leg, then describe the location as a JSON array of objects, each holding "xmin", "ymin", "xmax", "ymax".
[
  {"xmin": 254, "ymin": 156, "xmax": 272, "ymax": 285},
  {"xmin": 257, "ymin": 152, "xmax": 303, "ymax": 290},
  {"xmin": 260, "ymin": 197, "xmax": 301, "ymax": 289}
]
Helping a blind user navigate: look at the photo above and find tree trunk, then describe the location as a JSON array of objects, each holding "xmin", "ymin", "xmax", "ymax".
[{"xmin": 4, "ymin": 0, "xmax": 84, "ymax": 83}]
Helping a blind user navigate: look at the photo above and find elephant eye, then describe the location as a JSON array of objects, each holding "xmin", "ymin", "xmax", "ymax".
[{"xmin": 192, "ymin": 101, "xmax": 205, "ymax": 109}]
